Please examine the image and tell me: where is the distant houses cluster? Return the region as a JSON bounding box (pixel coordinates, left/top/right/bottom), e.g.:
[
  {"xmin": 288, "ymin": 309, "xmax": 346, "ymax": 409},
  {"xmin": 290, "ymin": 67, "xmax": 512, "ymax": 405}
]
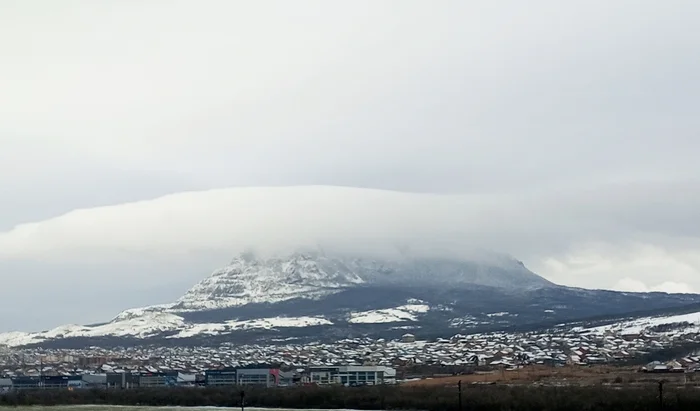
[
  {"xmin": 640, "ymin": 359, "xmax": 700, "ymax": 374},
  {"xmin": 0, "ymin": 364, "xmax": 397, "ymax": 391},
  {"xmin": 3, "ymin": 319, "xmax": 700, "ymax": 388}
]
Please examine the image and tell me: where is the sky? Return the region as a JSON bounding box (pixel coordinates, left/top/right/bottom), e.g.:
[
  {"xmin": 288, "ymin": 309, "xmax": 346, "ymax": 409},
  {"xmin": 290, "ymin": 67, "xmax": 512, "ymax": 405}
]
[{"xmin": 1, "ymin": 0, "xmax": 699, "ymax": 332}]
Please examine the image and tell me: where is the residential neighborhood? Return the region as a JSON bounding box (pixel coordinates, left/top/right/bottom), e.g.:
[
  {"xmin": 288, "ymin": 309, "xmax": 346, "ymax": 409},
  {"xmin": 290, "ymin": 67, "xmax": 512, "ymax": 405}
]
[{"xmin": 1, "ymin": 320, "xmax": 699, "ymax": 390}]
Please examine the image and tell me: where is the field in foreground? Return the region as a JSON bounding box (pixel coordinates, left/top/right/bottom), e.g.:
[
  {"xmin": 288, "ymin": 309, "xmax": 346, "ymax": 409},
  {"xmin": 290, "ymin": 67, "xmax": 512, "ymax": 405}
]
[
  {"xmin": 0, "ymin": 408, "xmax": 326, "ymax": 411},
  {"xmin": 1, "ymin": 383, "xmax": 699, "ymax": 411},
  {"xmin": 0, "ymin": 408, "xmax": 338, "ymax": 411},
  {"xmin": 404, "ymin": 364, "xmax": 691, "ymax": 387}
]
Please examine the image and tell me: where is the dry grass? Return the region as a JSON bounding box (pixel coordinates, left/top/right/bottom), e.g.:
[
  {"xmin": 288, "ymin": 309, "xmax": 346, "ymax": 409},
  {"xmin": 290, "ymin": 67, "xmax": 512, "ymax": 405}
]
[{"xmin": 403, "ymin": 365, "xmax": 692, "ymax": 387}]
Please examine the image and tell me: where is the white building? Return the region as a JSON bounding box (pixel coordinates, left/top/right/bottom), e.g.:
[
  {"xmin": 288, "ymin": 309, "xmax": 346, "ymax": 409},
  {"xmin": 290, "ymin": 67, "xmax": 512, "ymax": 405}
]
[{"xmin": 306, "ymin": 365, "xmax": 396, "ymax": 386}]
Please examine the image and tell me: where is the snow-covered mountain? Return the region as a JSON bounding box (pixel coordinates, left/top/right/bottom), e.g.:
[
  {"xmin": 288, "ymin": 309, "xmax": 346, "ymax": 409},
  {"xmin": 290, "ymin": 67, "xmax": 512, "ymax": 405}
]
[
  {"xmin": 0, "ymin": 311, "xmax": 335, "ymax": 347},
  {"xmin": 172, "ymin": 251, "xmax": 552, "ymax": 311},
  {"xmin": 2, "ymin": 251, "xmax": 700, "ymax": 348},
  {"xmin": 174, "ymin": 253, "xmax": 366, "ymax": 311}
]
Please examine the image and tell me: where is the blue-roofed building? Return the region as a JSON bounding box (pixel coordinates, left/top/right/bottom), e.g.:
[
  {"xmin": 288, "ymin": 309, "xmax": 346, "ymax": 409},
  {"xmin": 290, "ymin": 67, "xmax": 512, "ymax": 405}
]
[
  {"xmin": 204, "ymin": 364, "xmax": 282, "ymax": 387},
  {"xmin": 11, "ymin": 376, "xmax": 41, "ymax": 390},
  {"xmin": 205, "ymin": 368, "xmax": 237, "ymax": 386},
  {"xmin": 138, "ymin": 371, "xmax": 179, "ymax": 387},
  {"xmin": 0, "ymin": 378, "xmax": 12, "ymax": 392},
  {"xmin": 42, "ymin": 375, "xmax": 83, "ymax": 389}
]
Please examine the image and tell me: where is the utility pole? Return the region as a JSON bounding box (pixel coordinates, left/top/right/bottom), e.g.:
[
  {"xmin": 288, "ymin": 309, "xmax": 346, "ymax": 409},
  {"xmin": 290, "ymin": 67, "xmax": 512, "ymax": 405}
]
[
  {"xmin": 658, "ymin": 380, "xmax": 665, "ymax": 409},
  {"xmin": 240, "ymin": 390, "xmax": 245, "ymax": 411},
  {"xmin": 458, "ymin": 380, "xmax": 463, "ymax": 411}
]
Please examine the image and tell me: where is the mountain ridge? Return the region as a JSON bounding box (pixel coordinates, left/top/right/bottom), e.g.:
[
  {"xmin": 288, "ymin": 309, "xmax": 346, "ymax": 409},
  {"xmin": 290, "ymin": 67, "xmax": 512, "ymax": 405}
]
[
  {"xmin": 2, "ymin": 251, "xmax": 699, "ymax": 348},
  {"xmin": 173, "ymin": 251, "xmax": 553, "ymax": 312}
]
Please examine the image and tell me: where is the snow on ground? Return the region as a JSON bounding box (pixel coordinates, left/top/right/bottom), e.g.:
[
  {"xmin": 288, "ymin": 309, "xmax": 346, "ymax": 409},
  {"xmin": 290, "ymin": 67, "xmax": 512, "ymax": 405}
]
[
  {"xmin": 170, "ymin": 316, "xmax": 333, "ymax": 339},
  {"xmin": 0, "ymin": 312, "xmax": 186, "ymax": 347},
  {"xmin": 170, "ymin": 322, "xmax": 229, "ymax": 339},
  {"xmin": 80, "ymin": 312, "xmax": 186, "ymax": 338},
  {"xmin": 578, "ymin": 311, "xmax": 700, "ymax": 336},
  {"xmin": 41, "ymin": 324, "xmax": 91, "ymax": 339},
  {"xmin": 348, "ymin": 304, "xmax": 430, "ymax": 324},
  {"xmin": 228, "ymin": 316, "xmax": 332, "ymax": 329},
  {"xmin": 112, "ymin": 304, "xmax": 175, "ymax": 321},
  {"xmin": 0, "ymin": 312, "xmax": 333, "ymax": 346},
  {"xmin": 0, "ymin": 331, "xmax": 42, "ymax": 347},
  {"xmin": 174, "ymin": 288, "xmax": 341, "ymax": 312}
]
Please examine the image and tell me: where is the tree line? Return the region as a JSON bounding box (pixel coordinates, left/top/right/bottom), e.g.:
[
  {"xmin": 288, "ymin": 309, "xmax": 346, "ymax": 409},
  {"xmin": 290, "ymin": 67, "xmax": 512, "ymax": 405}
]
[{"xmin": 1, "ymin": 383, "xmax": 699, "ymax": 410}]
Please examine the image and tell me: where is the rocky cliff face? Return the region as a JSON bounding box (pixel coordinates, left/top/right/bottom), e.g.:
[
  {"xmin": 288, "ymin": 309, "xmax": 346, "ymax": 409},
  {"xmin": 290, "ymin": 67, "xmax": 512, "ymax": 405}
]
[
  {"xmin": 172, "ymin": 251, "xmax": 552, "ymax": 311},
  {"xmin": 173, "ymin": 253, "xmax": 367, "ymax": 311}
]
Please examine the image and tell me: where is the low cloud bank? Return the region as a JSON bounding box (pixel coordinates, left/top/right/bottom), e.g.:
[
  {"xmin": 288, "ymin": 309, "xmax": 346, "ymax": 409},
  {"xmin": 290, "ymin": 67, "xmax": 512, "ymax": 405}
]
[
  {"xmin": 0, "ymin": 183, "xmax": 699, "ymax": 331},
  {"xmin": 2, "ymin": 183, "xmax": 699, "ymax": 262}
]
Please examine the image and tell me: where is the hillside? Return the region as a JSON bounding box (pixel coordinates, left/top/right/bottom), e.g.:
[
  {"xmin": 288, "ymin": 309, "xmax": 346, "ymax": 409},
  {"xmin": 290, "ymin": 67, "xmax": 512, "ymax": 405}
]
[{"xmin": 2, "ymin": 251, "xmax": 700, "ymax": 348}]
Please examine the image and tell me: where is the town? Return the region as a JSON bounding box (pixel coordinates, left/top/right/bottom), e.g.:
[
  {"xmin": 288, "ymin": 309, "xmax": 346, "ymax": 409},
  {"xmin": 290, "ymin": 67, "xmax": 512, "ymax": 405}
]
[
  {"xmin": 2, "ymin": 318, "xmax": 700, "ymax": 391},
  {"xmin": 0, "ymin": 364, "xmax": 397, "ymax": 391}
]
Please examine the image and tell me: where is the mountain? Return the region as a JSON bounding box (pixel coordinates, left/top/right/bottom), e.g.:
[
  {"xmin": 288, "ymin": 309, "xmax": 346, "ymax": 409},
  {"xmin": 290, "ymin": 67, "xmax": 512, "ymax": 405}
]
[
  {"xmin": 174, "ymin": 251, "xmax": 552, "ymax": 311},
  {"xmin": 173, "ymin": 252, "xmax": 366, "ymax": 311},
  {"xmin": 2, "ymin": 251, "xmax": 700, "ymax": 348}
]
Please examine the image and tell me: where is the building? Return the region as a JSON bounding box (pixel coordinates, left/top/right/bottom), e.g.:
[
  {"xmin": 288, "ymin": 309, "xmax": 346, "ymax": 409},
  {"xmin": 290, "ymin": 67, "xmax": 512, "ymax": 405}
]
[
  {"xmin": 277, "ymin": 370, "xmax": 297, "ymax": 386},
  {"xmin": 10, "ymin": 376, "xmax": 41, "ymax": 390},
  {"xmin": 236, "ymin": 367, "xmax": 279, "ymax": 386},
  {"xmin": 0, "ymin": 364, "xmax": 394, "ymax": 391},
  {"xmin": 306, "ymin": 365, "xmax": 396, "ymax": 386},
  {"xmin": 106, "ymin": 372, "xmax": 140, "ymax": 389},
  {"xmin": 176, "ymin": 373, "xmax": 197, "ymax": 386},
  {"xmin": 81, "ymin": 373, "xmax": 108, "ymax": 388},
  {"xmin": 306, "ymin": 367, "xmax": 339, "ymax": 384},
  {"xmin": 0, "ymin": 378, "xmax": 12, "ymax": 392},
  {"xmin": 205, "ymin": 368, "xmax": 237, "ymax": 386},
  {"xmin": 205, "ymin": 365, "xmax": 280, "ymax": 387},
  {"xmin": 401, "ymin": 333, "xmax": 416, "ymax": 343},
  {"xmin": 641, "ymin": 361, "xmax": 685, "ymax": 373},
  {"xmin": 42, "ymin": 375, "xmax": 83, "ymax": 389},
  {"xmin": 78, "ymin": 356, "xmax": 110, "ymax": 367},
  {"xmin": 138, "ymin": 371, "xmax": 178, "ymax": 387}
]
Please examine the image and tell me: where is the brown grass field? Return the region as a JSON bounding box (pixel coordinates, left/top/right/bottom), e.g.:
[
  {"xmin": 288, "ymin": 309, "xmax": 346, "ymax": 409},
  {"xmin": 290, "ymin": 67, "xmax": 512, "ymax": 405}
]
[{"xmin": 402, "ymin": 365, "xmax": 692, "ymax": 387}]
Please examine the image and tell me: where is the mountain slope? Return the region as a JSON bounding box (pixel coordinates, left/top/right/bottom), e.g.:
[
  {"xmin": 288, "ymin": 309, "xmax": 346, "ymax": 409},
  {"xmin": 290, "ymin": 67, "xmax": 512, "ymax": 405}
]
[
  {"xmin": 174, "ymin": 252, "xmax": 366, "ymax": 311},
  {"xmin": 174, "ymin": 251, "xmax": 553, "ymax": 312},
  {"xmin": 2, "ymin": 251, "xmax": 699, "ymax": 348}
]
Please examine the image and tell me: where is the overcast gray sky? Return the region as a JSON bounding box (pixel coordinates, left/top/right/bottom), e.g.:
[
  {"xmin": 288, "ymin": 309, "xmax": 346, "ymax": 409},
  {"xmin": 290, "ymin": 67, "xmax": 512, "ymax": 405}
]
[{"xmin": 1, "ymin": 0, "xmax": 699, "ymax": 332}]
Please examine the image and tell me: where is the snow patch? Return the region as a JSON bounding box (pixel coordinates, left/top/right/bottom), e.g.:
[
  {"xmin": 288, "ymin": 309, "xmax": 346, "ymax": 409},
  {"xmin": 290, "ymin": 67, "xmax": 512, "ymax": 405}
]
[
  {"xmin": 170, "ymin": 316, "xmax": 332, "ymax": 339},
  {"xmin": 0, "ymin": 311, "xmax": 332, "ymax": 347},
  {"xmin": 112, "ymin": 304, "xmax": 174, "ymax": 321},
  {"xmin": 579, "ymin": 311, "xmax": 700, "ymax": 336},
  {"xmin": 0, "ymin": 331, "xmax": 42, "ymax": 348},
  {"xmin": 0, "ymin": 311, "xmax": 186, "ymax": 347},
  {"xmin": 349, "ymin": 304, "xmax": 430, "ymax": 324}
]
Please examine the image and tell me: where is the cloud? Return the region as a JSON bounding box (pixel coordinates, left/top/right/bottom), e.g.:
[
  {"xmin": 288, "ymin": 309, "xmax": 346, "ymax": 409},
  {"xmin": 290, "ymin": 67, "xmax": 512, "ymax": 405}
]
[
  {"xmin": 538, "ymin": 240, "xmax": 700, "ymax": 293},
  {"xmin": 2, "ymin": 183, "xmax": 700, "ymax": 287},
  {"xmin": 0, "ymin": 186, "xmax": 488, "ymax": 264},
  {"xmin": 1, "ymin": 0, "xmax": 699, "ymax": 195},
  {"xmin": 614, "ymin": 278, "xmax": 695, "ymax": 294},
  {"xmin": 1, "ymin": 1, "xmax": 699, "ymax": 330}
]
